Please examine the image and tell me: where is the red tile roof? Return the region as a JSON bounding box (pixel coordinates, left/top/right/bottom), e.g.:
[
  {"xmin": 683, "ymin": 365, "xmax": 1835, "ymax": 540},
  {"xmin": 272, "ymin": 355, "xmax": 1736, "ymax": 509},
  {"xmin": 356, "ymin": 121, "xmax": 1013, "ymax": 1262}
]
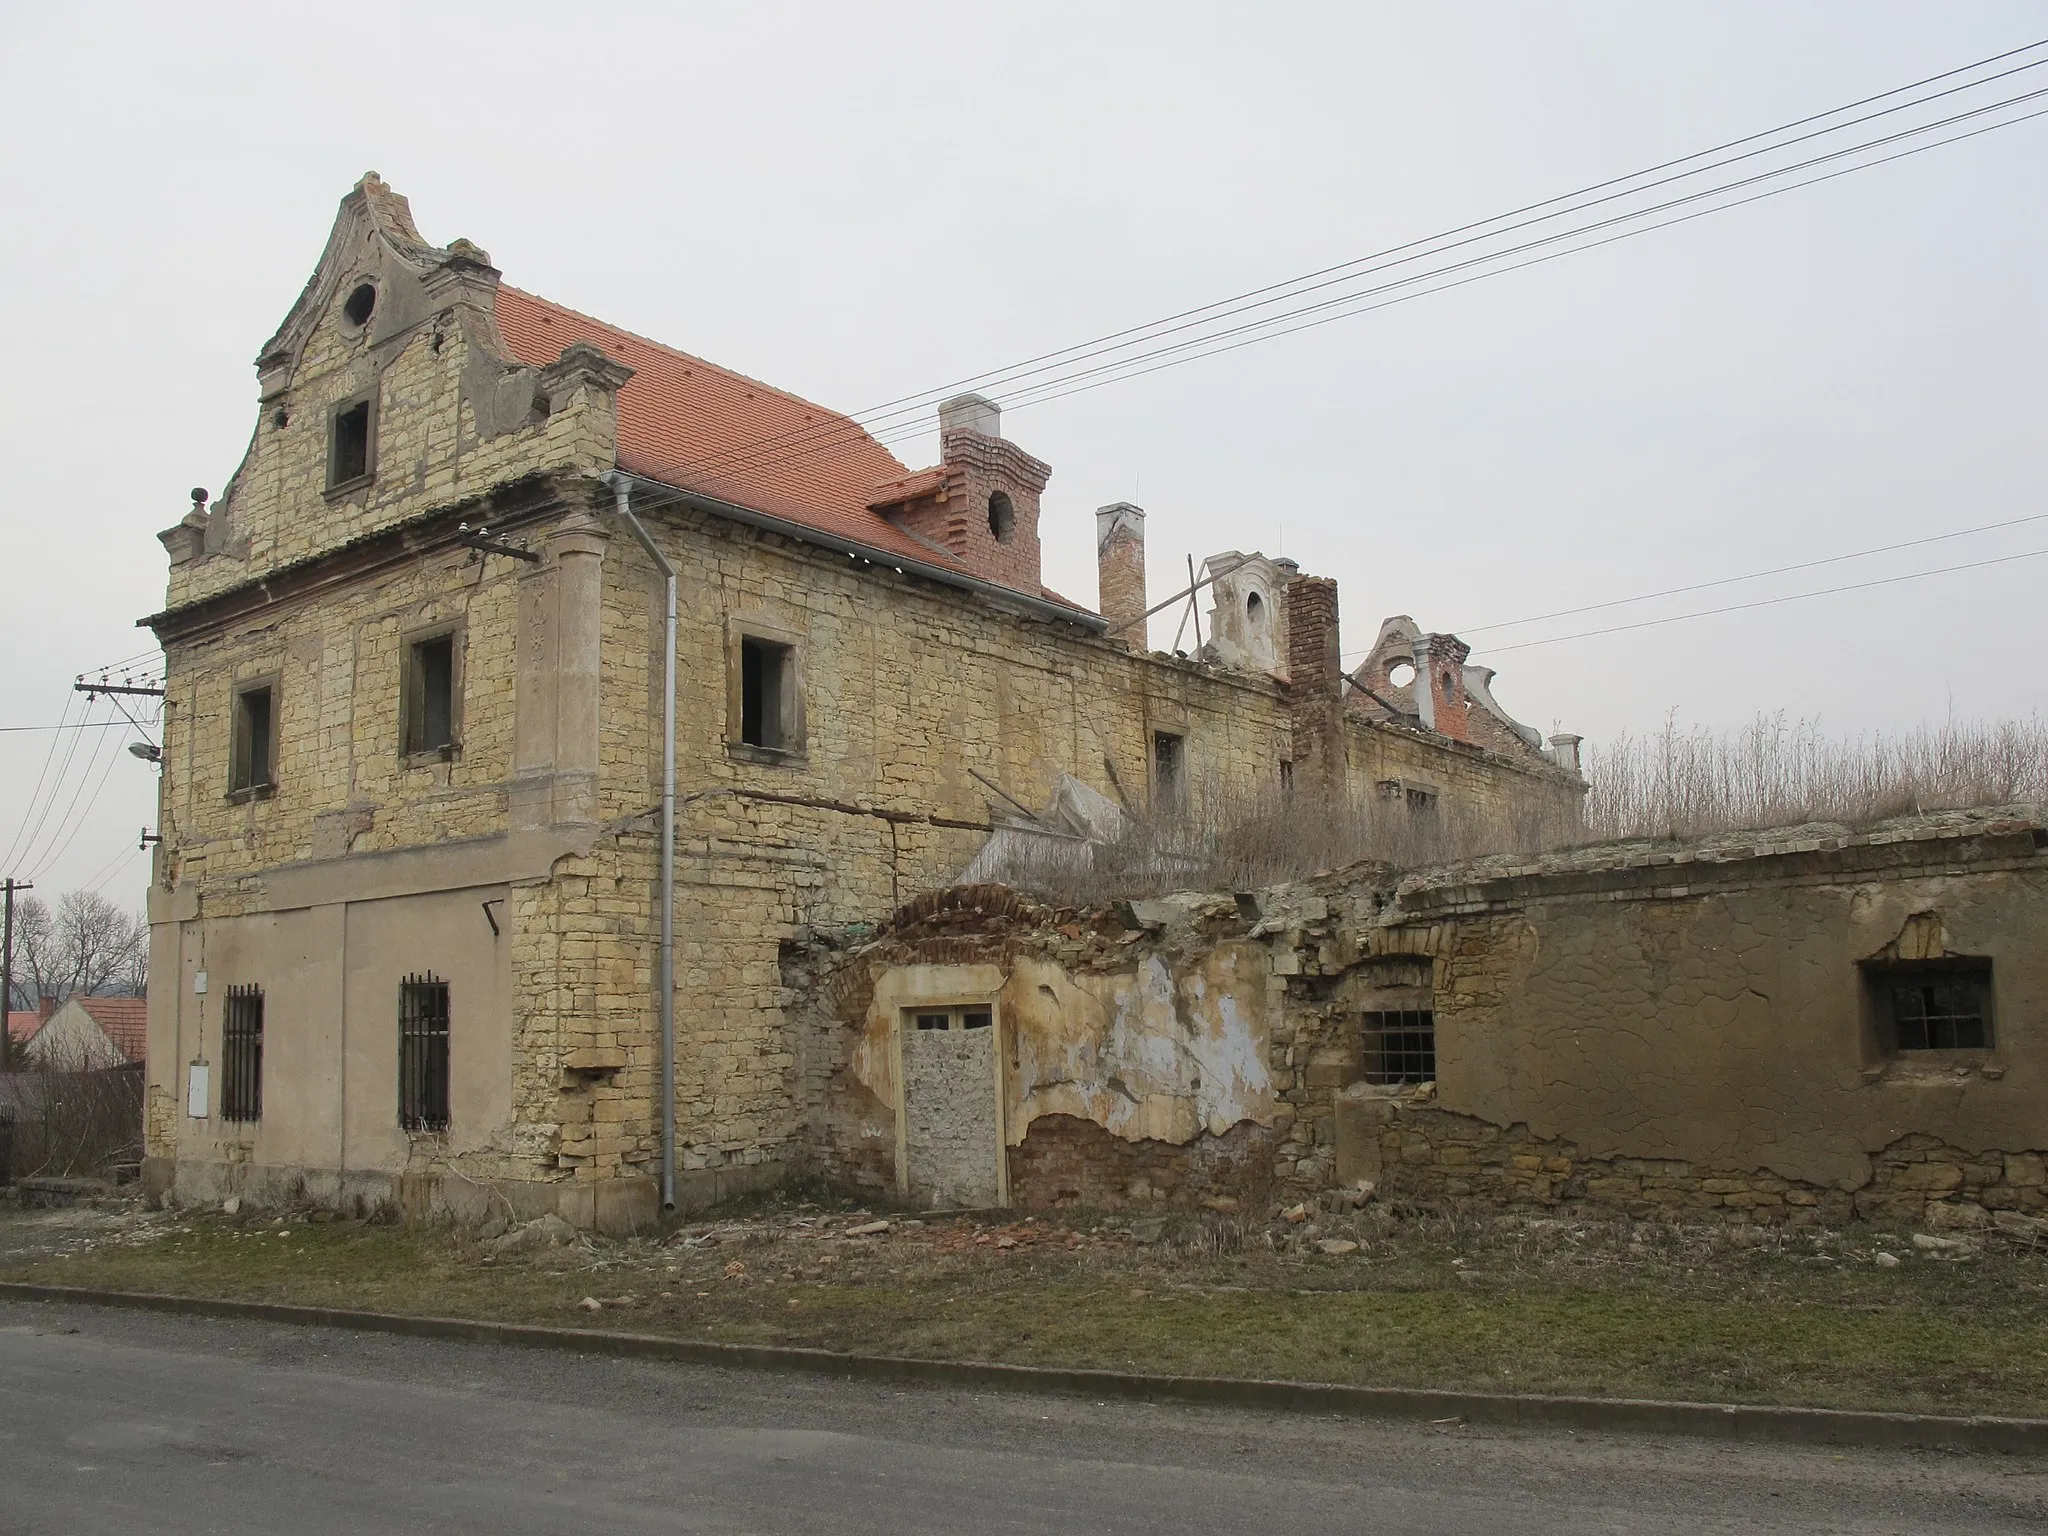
[
  {"xmin": 492, "ymin": 287, "xmax": 1098, "ymax": 619},
  {"xmin": 496, "ymin": 288, "xmax": 947, "ymax": 562},
  {"xmin": 5, "ymin": 1013, "xmax": 39, "ymax": 1048},
  {"xmin": 75, "ymin": 997, "xmax": 146, "ymax": 1064}
]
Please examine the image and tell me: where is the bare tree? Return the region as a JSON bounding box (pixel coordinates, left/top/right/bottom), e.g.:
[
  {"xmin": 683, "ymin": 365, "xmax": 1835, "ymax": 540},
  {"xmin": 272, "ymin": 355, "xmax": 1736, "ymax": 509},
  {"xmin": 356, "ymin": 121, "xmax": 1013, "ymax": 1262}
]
[
  {"xmin": 7, "ymin": 896, "xmax": 54, "ymax": 1011},
  {"xmin": 7, "ymin": 892, "xmax": 146, "ymax": 1006}
]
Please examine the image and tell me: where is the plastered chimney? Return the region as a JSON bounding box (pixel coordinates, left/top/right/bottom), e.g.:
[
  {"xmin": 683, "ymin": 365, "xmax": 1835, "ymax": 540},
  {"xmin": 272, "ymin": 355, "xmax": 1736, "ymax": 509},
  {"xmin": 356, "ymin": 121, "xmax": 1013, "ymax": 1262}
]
[
  {"xmin": 1095, "ymin": 502, "xmax": 1147, "ymax": 649},
  {"xmin": 937, "ymin": 393, "xmax": 1001, "ymax": 438}
]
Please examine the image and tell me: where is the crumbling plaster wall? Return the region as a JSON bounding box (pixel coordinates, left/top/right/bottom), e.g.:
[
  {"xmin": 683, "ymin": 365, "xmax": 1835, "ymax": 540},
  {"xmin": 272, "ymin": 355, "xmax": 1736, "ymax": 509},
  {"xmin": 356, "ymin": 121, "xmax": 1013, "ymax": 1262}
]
[
  {"xmin": 796, "ymin": 888, "xmax": 1279, "ymax": 1209},
  {"xmin": 800, "ymin": 814, "xmax": 2048, "ymax": 1226},
  {"xmin": 1275, "ymin": 815, "xmax": 2048, "ymax": 1223}
]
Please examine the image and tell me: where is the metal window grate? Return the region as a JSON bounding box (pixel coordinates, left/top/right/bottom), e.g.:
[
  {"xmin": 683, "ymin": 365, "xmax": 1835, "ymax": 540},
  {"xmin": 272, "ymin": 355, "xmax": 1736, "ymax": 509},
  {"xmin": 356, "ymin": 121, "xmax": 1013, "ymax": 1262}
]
[
  {"xmin": 222, "ymin": 985, "xmax": 264, "ymax": 1123},
  {"xmin": 1890, "ymin": 972, "xmax": 1992, "ymax": 1051},
  {"xmin": 1362, "ymin": 1008, "xmax": 1435, "ymax": 1084},
  {"xmin": 399, "ymin": 974, "xmax": 450, "ymax": 1132}
]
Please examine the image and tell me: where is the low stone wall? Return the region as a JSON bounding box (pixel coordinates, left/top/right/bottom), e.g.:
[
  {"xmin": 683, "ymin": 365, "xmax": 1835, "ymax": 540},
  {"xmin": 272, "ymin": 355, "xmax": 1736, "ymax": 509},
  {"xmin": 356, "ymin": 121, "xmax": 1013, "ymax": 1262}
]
[{"xmin": 1333, "ymin": 1097, "xmax": 2048, "ymax": 1230}]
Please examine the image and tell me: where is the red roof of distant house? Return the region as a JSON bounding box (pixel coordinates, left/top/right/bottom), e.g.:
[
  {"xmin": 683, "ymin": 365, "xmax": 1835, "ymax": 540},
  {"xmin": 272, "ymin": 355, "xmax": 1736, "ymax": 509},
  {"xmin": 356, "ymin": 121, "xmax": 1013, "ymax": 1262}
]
[
  {"xmin": 75, "ymin": 997, "xmax": 146, "ymax": 1064},
  {"xmin": 5, "ymin": 1013, "xmax": 38, "ymax": 1048},
  {"xmin": 492, "ymin": 286, "xmax": 1097, "ymax": 618}
]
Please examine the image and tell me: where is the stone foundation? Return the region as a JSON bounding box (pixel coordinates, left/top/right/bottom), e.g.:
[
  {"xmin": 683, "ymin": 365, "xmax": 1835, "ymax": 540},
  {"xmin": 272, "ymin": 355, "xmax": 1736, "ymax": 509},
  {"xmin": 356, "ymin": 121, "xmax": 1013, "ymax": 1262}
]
[
  {"xmin": 1331, "ymin": 1098, "xmax": 2048, "ymax": 1229},
  {"xmin": 144, "ymin": 1155, "xmax": 664, "ymax": 1235}
]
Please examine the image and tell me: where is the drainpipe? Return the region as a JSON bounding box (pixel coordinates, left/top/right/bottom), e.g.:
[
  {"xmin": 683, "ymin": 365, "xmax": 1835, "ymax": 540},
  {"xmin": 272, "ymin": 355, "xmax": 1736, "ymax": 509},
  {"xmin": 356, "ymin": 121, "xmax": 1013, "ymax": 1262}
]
[{"xmin": 607, "ymin": 474, "xmax": 678, "ymax": 1214}]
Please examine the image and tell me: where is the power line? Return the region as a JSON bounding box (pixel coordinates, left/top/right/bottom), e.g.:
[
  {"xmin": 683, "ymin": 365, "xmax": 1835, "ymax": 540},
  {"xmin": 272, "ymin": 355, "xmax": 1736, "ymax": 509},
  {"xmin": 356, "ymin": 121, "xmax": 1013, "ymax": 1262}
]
[
  {"xmin": 21, "ymin": 707, "xmax": 130, "ymax": 882},
  {"xmin": 895, "ymin": 92, "xmax": 2048, "ymax": 430},
  {"xmin": 1, "ymin": 692, "xmax": 94, "ymax": 876},
  {"xmin": 1333, "ymin": 510, "xmax": 2048, "ymax": 656},
  {"xmin": 0, "ymin": 720, "xmax": 131, "ymax": 734},
  {"xmin": 622, "ymin": 83, "xmax": 2048, "ymax": 515},
  {"xmin": 643, "ymin": 42, "xmax": 2048, "ymax": 492},
  {"xmin": 1482, "ymin": 547, "xmax": 2048, "ymax": 654}
]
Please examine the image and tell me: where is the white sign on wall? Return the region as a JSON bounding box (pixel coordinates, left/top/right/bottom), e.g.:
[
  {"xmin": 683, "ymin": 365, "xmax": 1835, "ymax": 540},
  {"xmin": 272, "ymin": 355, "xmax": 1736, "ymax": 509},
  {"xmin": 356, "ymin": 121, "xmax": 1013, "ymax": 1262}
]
[{"xmin": 187, "ymin": 1062, "xmax": 210, "ymax": 1118}]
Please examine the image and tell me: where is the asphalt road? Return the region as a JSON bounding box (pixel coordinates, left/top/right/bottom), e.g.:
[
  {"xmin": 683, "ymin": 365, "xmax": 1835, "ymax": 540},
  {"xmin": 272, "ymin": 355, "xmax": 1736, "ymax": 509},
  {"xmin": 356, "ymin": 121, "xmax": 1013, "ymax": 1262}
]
[{"xmin": 0, "ymin": 1301, "xmax": 2041, "ymax": 1534}]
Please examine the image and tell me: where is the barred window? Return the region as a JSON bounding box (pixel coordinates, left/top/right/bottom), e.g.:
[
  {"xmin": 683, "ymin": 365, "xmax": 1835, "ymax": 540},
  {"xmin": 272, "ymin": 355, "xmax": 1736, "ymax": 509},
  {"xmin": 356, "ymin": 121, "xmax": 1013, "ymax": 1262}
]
[
  {"xmin": 222, "ymin": 985, "xmax": 264, "ymax": 1123},
  {"xmin": 1362, "ymin": 1008, "xmax": 1435, "ymax": 1084},
  {"xmin": 1872, "ymin": 961, "xmax": 1993, "ymax": 1052},
  {"xmin": 399, "ymin": 974, "xmax": 450, "ymax": 1132}
]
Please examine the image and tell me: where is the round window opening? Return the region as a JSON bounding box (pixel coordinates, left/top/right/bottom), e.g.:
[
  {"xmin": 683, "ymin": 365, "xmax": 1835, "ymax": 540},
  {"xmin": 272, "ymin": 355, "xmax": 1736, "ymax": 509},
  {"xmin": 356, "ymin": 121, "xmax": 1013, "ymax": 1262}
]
[
  {"xmin": 987, "ymin": 491, "xmax": 1016, "ymax": 544},
  {"xmin": 342, "ymin": 283, "xmax": 378, "ymax": 327},
  {"xmin": 1246, "ymin": 590, "xmax": 1265, "ymax": 625},
  {"xmin": 1387, "ymin": 660, "xmax": 1417, "ymax": 688}
]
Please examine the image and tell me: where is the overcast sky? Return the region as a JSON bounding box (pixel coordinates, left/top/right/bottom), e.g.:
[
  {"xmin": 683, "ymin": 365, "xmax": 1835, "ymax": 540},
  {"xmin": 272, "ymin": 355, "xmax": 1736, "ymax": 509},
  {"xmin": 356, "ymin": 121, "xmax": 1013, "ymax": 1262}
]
[{"xmin": 2, "ymin": 1, "xmax": 2044, "ymax": 906}]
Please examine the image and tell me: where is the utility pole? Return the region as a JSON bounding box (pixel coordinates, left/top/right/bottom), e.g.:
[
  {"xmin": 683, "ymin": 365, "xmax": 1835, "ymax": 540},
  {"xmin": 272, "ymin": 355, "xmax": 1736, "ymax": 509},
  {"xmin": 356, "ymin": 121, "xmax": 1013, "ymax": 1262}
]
[{"xmin": 0, "ymin": 879, "xmax": 30, "ymax": 1074}]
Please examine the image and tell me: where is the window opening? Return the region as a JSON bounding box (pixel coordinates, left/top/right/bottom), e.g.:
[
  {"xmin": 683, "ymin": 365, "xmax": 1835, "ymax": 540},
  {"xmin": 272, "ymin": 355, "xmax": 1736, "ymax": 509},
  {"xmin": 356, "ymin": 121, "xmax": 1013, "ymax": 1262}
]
[
  {"xmin": 1153, "ymin": 731, "xmax": 1184, "ymax": 806},
  {"xmin": 987, "ymin": 491, "xmax": 1016, "ymax": 544},
  {"xmin": 1246, "ymin": 590, "xmax": 1264, "ymax": 624},
  {"xmin": 1362, "ymin": 1008, "xmax": 1435, "ymax": 1084},
  {"xmin": 399, "ymin": 974, "xmax": 451, "ymax": 1132},
  {"xmin": 908, "ymin": 1006, "xmax": 995, "ymax": 1032},
  {"xmin": 231, "ymin": 684, "xmax": 275, "ymax": 794},
  {"xmin": 404, "ymin": 632, "xmax": 457, "ymax": 756},
  {"xmin": 222, "ymin": 985, "xmax": 264, "ymax": 1123},
  {"xmin": 740, "ymin": 636, "xmax": 793, "ymax": 750},
  {"xmin": 1873, "ymin": 961, "xmax": 1992, "ymax": 1051},
  {"xmin": 342, "ymin": 282, "xmax": 377, "ymax": 327},
  {"xmin": 1405, "ymin": 785, "xmax": 1438, "ymax": 814},
  {"xmin": 330, "ymin": 398, "xmax": 372, "ymax": 486}
]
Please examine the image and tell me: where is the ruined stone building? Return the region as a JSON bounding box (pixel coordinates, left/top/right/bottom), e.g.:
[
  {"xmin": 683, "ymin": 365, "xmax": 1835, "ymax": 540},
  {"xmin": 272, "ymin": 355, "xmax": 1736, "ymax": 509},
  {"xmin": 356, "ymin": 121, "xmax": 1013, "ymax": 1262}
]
[
  {"xmin": 807, "ymin": 809, "xmax": 2048, "ymax": 1229},
  {"xmin": 141, "ymin": 176, "xmax": 1582, "ymax": 1226}
]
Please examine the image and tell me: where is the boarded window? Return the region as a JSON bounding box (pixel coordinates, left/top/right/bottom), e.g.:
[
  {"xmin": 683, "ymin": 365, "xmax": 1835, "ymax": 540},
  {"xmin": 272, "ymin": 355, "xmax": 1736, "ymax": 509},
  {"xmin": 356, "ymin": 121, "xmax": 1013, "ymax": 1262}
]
[
  {"xmin": 1873, "ymin": 961, "xmax": 1993, "ymax": 1052},
  {"xmin": 1362, "ymin": 1008, "xmax": 1435, "ymax": 1084},
  {"xmin": 740, "ymin": 636, "xmax": 794, "ymax": 750},
  {"xmin": 329, "ymin": 397, "xmax": 373, "ymax": 487},
  {"xmin": 222, "ymin": 985, "xmax": 264, "ymax": 1123},
  {"xmin": 230, "ymin": 683, "xmax": 275, "ymax": 794},
  {"xmin": 403, "ymin": 632, "xmax": 458, "ymax": 756},
  {"xmin": 399, "ymin": 974, "xmax": 451, "ymax": 1132}
]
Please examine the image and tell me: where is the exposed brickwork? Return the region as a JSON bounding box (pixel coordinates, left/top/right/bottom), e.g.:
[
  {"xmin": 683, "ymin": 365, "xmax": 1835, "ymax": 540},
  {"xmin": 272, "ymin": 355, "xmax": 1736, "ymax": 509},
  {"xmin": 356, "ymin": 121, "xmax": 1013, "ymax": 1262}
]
[
  {"xmin": 1010, "ymin": 1114, "xmax": 1275, "ymax": 1210},
  {"xmin": 1094, "ymin": 503, "xmax": 1147, "ymax": 649},
  {"xmin": 1282, "ymin": 576, "xmax": 1343, "ymax": 792},
  {"xmin": 877, "ymin": 428, "xmax": 1051, "ymax": 595}
]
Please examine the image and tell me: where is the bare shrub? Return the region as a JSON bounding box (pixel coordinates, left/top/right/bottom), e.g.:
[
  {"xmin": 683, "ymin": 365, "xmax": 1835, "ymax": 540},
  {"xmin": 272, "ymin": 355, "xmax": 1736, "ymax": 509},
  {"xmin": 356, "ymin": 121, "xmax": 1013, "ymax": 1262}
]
[
  {"xmin": 973, "ymin": 713, "xmax": 2045, "ymax": 904},
  {"xmin": 1584, "ymin": 712, "xmax": 2048, "ymax": 840},
  {"xmin": 0, "ymin": 1060, "xmax": 143, "ymax": 1181}
]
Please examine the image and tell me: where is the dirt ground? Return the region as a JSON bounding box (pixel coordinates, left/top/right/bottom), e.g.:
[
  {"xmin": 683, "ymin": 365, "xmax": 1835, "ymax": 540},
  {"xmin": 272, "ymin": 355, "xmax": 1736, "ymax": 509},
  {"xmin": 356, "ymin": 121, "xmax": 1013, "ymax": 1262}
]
[{"xmin": 4, "ymin": 1190, "xmax": 2047, "ymax": 1416}]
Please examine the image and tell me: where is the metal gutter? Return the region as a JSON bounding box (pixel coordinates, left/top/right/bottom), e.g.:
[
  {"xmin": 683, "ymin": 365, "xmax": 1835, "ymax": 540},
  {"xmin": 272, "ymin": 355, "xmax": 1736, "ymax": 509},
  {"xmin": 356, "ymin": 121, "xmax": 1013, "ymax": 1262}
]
[{"xmin": 604, "ymin": 474, "xmax": 678, "ymax": 1214}]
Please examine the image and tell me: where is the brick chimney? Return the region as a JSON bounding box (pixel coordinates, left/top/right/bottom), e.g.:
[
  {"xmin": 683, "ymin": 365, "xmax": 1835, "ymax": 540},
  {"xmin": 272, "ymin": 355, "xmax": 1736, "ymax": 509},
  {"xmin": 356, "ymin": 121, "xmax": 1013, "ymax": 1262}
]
[
  {"xmin": 870, "ymin": 394, "xmax": 1051, "ymax": 596},
  {"xmin": 37, "ymin": 996, "xmax": 56, "ymax": 1022},
  {"xmin": 1095, "ymin": 503, "xmax": 1146, "ymax": 648},
  {"xmin": 1415, "ymin": 633, "xmax": 1473, "ymax": 743},
  {"xmin": 1283, "ymin": 575, "xmax": 1345, "ymax": 794}
]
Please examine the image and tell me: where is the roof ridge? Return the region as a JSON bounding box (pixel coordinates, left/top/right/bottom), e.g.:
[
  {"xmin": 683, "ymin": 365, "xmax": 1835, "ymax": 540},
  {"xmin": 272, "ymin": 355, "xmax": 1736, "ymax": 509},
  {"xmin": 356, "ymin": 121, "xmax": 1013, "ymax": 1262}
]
[{"xmin": 500, "ymin": 285, "xmax": 875, "ymax": 433}]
